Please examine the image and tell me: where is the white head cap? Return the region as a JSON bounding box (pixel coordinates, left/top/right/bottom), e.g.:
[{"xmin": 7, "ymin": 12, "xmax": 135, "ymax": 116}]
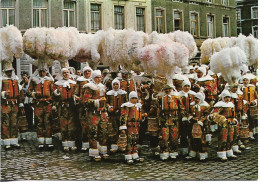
[
  {"xmin": 242, "ymin": 74, "xmax": 250, "ymax": 81},
  {"xmin": 129, "ymin": 91, "xmax": 138, "ymax": 100},
  {"xmin": 112, "ymin": 79, "xmax": 120, "ymax": 88},
  {"xmin": 83, "ymin": 66, "xmax": 93, "ymax": 73},
  {"xmin": 61, "ymin": 68, "xmax": 69, "ymax": 74},
  {"xmin": 91, "ymin": 70, "xmax": 102, "ymax": 79},
  {"xmin": 197, "ymin": 67, "xmax": 207, "ymax": 77},
  {"xmin": 182, "ymin": 79, "xmax": 191, "ymax": 88},
  {"xmin": 195, "ymin": 92, "xmax": 205, "ymax": 103},
  {"xmin": 221, "ymin": 90, "xmax": 231, "ymax": 101}
]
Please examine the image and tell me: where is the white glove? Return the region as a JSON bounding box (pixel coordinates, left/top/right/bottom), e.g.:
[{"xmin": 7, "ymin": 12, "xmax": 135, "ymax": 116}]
[
  {"xmin": 182, "ymin": 117, "xmax": 188, "ymax": 121},
  {"xmin": 31, "ymin": 92, "xmax": 36, "ymax": 99},
  {"xmin": 1, "ymin": 91, "xmax": 6, "ymax": 99},
  {"xmin": 197, "ymin": 120, "xmax": 203, "ymax": 126},
  {"xmin": 119, "ymin": 126, "xmax": 127, "ymax": 130},
  {"xmin": 19, "ymin": 103, "xmax": 24, "ymax": 108}
]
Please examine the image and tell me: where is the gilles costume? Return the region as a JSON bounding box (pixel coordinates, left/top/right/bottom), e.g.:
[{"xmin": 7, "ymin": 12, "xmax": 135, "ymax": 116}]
[
  {"xmin": 1, "ymin": 62, "xmax": 24, "ymax": 149},
  {"xmin": 212, "ymin": 90, "xmax": 238, "ymax": 161},
  {"xmin": 120, "ymin": 91, "xmax": 144, "ymax": 164},
  {"xmin": 27, "ymin": 65, "xmax": 55, "ymax": 149},
  {"xmin": 82, "ymin": 70, "xmax": 109, "ymax": 161},
  {"xmin": 188, "ymin": 92, "xmax": 210, "ymax": 161},
  {"xmin": 240, "ymin": 75, "xmax": 258, "ymax": 140},
  {"xmin": 179, "ymin": 79, "xmax": 196, "ymax": 156},
  {"xmin": 106, "ymin": 79, "xmax": 127, "ymax": 152},
  {"xmin": 54, "ymin": 68, "xmax": 78, "ymax": 151},
  {"xmin": 75, "ymin": 66, "xmax": 92, "ymax": 151},
  {"xmin": 158, "ymin": 85, "xmax": 184, "ymax": 160}
]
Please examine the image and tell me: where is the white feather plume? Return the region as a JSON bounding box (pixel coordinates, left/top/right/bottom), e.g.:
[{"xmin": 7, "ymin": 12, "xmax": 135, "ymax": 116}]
[
  {"xmin": 0, "ymin": 25, "xmax": 23, "ymax": 61},
  {"xmin": 210, "ymin": 47, "xmax": 247, "ymax": 84}
]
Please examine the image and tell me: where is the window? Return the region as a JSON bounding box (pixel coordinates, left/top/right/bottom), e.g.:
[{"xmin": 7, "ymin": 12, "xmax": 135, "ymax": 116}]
[
  {"xmin": 33, "ymin": 0, "xmax": 48, "ymax": 28},
  {"xmin": 136, "ymin": 7, "xmax": 145, "ymax": 32},
  {"xmin": 251, "ymin": 6, "xmax": 258, "ymax": 19},
  {"xmin": 222, "ymin": 0, "xmax": 228, "ymax": 6},
  {"xmin": 207, "ymin": 15, "xmax": 214, "ymax": 38},
  {"xmin": 236, "ymin": 9, "xmax": 241, "ymax": 21},
  {"xmin": 223, "ymin": 17, "xmax": 229, "ymax": 37},
  {"xmin": 0, "ymin": 0, "xmax": 15, "ymax": 27},
  {"xmin": 91, "ymin": 4, "xmax": 101, "ymax": 32},
  {"xmin": 190, "ymin": 12, "xmax": 199, "ymax": 37},
  {"xmin": 237, "ymin": 27, "xmax": 242, "ymax": 35},
  {"xmin": 207, "ymin": 0, "xmax": 213, "ymax": 3},
  {"xmin": 63, "ymin": 0, "xmax": 76, "ymax": 27},
  {"xmin": 114, "ymin": 6, "xmax": 124, "ymax": 30},
  {"xmin": 252, "ymin": 26, "xmax": 258, "ymax": 38},
  {"xmin": 173, "ymin": 10, "xmax": 183, "ymax": 31},
  {"xmin": 155, "ymin": 9, "xmax": 165, "ymax": 33}
]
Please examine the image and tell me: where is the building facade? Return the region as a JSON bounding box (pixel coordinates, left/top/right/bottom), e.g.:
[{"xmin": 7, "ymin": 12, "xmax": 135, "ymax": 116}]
[
  {"xmin": 236, "ymin": 0, "xmax": 258, "ymax": 38},
  {"xmin": 151, "ymin": 0, "xmax": 237, "ymax": 49},
  {"xmin": 0, "ymin": 0, "xmax": 152, "ymax": 77}
]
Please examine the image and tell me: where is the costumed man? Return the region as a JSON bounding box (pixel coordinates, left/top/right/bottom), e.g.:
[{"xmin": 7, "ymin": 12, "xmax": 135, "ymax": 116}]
[
  {"xmin": 19, "ymin": 71, "xmax": 32, "ymax": 140},
  {"xmin": 179, "ymin": 79, "xmax": 196, "ymax": 156},
  {"xmin": 103, "ymin": 71, "xmax": 118, "ymax": 92},
  {"xmin": 1, "ymin": 61, "xmax": 24, "ymax": 149},
  {"xmin": 240, "ymin": 75, "xmax": 258, "ymax": 140},
  {"xmin": 186, "ymin": 92, "xmax": 210, "ymax": 161},
  {"xmin": 119, "ymin": 91, "xmax": 145, "ymax": 164},
  {"xmin": 138, "ymin": 74, "xmax": 157, "ymax": 152},
  {"xmin": 211, "ymin": 90, "xmax": 238, "ymax": 161},
  {"xmin": 82, "ymin": 70, "xmax": 109, "ymax": 161},
  {"xmin": 117, "ymin": 69, "xmax": 135, "ymax": 98},
  {"xmin": 75, "ymin": 66, "xmax": 92, "ymax": 152},
  {"xmin": 229, "ymin": 83, "xmax": 245, "ymax": 152},
  {"xmin": 158, "ymin": 84, "xmax": 184, "ymax": 161},
  {"xmin": 27, "ymin": 63, "xmax": 55, "ymax": 150},
  {"xmin": 193, "ymin": 66, "xmax": 217, "ymax": 133},
  {"xmin": 53, "ymin": 68, "xmax": 78, "ymax": 151},
  {"xmin": 193, "ymin": 66, "xmax": 217, "ymax": 106},
  {"xmin": 106, "ymin": 79, "xmax": 127, "ymax": 153}
]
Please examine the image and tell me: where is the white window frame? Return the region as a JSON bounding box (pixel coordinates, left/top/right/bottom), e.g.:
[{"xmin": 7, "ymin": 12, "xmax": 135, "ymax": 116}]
[
  {"xmin": 190, "ymin": 11, "xmax": 200, "ymax": 37},
  {"xmin": 90, "ymin": 3, "xmax": 102, "ymax": 32},
  {"xmin": 114, "ymin": 5, "xmax": 124, "ymax": 30},
  {"xmin": 252, "ymin": 26, "xmax": 258, "ymax": 38},
  {"xmin": 251, "ymin": 6, "xmax": 258, "ymax": 19},
  {"xmin": 222, "ymin": 16, "xmax": 230, "ymax": 37},
  {"xmin": 0, "ymin": 0, "xmax": 16, "ymax": 27},
  {"xmin": 136, "ymin": 7, "xmax": 146, "ymax": 32},
  {"xmin": 222, "ymin": 0, "xmax": 228, "ymax": 6},
  {"xmin": 173, "ymin": 9, "xmax": 184, "ymax": 31},
  {"xmin": 63, "ymin": 0, "xmax": 76, "ymax": 27},
  {"xmin": 155, "ymin": 7, "xmax": 166, "ymax": 33},
  {"xmin": 237, "ymin": 27, "xmax": 242, "ymax": 35},
  {"xmin": 207, "ymin": 14, "xmax": 215, "ymax": 38},
  {"xmin": 32, "ymin": 0, "xmax": 48, "ymax": 28},
  {"xmin": 236, "ymin": 8, "xmax": 241, "ymax": 21}
]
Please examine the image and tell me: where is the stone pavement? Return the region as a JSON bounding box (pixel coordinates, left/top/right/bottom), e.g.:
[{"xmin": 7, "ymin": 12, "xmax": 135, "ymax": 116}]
[{"xmin": 1, "ymin": 133, "xmax": 258, "ymax": 181}]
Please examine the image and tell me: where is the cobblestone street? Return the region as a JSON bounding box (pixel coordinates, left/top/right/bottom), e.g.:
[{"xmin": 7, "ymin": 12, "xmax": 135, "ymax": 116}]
[{"xmin": 1, "ymin": 133, "xmax": 258, "ymax": 181}]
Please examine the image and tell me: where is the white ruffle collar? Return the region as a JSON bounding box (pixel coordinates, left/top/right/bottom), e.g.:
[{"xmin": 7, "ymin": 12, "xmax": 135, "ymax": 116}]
[
  {"xmin": 77, "ymin": 76, "xmax": 91, "ymax": 82},
  {"xmin": 196, "ymin": 75, "xmax": 214, "ymax": 82},
  {"xmin": 179, "ymin": 90, "xmax": 196, "ymax": 97},
  {"xmin": 214, "ymin": 101, "xmax": 234, "ymax": 108},
  {"xmin": 55, "ymin": 79, "xmax": 76, "ymax": 88},
  {"xmin": 106, "ymin": 89, "xmax": 127, "ymax": 96},
  {"xmin": 121, "ymin": 102, "xmax": 142, "ymax": 109},
  {"xmin": 32, "ymin": 76, "xmax": 54, "ymax": 84}
]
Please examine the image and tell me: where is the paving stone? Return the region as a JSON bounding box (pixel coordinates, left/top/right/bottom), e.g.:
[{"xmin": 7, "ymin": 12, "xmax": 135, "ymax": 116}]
[{"xmin": 1, "ymin": 132, "xmax": 258, "ymax": 180}]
